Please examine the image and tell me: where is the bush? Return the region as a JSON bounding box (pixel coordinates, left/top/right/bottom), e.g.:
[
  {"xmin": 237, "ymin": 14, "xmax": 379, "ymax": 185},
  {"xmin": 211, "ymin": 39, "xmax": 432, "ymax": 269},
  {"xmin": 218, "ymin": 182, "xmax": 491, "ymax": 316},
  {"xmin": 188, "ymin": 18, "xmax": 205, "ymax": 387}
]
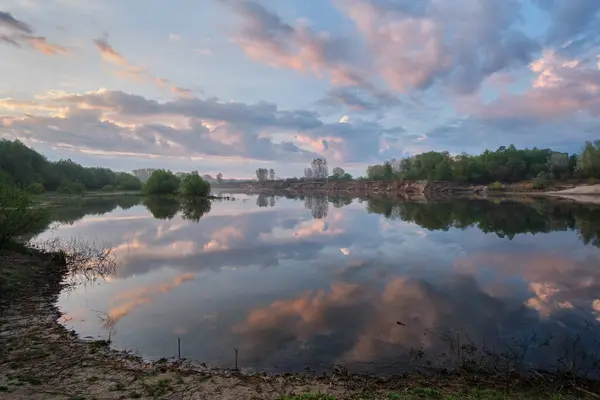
[
  {"xmin": 0, "ymin": 185, "xmax": 50, "ymax": 246},
  {"xmin": 102, "ymin": 185, "xmax": 115, "ymax": 192},
  {"xmin": 532, "ymin": 173, "xmax": 550, "ymax": 190},
  {"xmin": 180, "ymin": 171, "xmax": 210, "ymax": 197},
  {"xmin": 26, "ymin": 183, "xmax": 45, "ymax": 194},
  {"xmin": 144, "ymin": 170, "xmax": 180, "ymax": 195},
  {"xmin": 588, "ymin": 177, "xmax": 598, "ymax": 185},
  {"xmin": 57, "ymin": 180, "xmax": 85, "ymax": 195},
  {"xmin": 487, "ymin": 181, "xmax": 504, "ymax": 191}
]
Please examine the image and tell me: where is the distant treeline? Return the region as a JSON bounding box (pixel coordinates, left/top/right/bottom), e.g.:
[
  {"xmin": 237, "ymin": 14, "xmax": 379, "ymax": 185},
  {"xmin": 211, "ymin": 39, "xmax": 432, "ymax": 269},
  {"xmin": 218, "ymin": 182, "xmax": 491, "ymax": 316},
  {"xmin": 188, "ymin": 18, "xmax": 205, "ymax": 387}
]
[
  {"xmin": 0, "ymin": 140, "xmax": 142, "ymax": 194},
  {"xmin": 366, "ymin": 141, "xmax": 600, "ymax": 187}
]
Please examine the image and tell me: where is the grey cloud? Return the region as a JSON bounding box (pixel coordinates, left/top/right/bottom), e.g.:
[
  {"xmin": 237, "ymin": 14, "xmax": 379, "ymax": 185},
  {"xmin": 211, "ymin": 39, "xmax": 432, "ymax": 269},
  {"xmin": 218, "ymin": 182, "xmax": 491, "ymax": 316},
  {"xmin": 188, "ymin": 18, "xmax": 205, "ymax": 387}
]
[
  {"xmin": 57, "ymin": 90, "xmax": 323, "ymax": 130},
  {"xmin": 0, "ymin": 10, "xmax": 67, "ymax": 55},
  {"xmin": 345, "ymin": 0, "xmax": 540, "ymax": 94},
  {"xmin": 1, "ymin": 106, "xmax": 321, "ymax": 163},
  {"xmin": 0, "ymin": 10, "xmax": 32, "ymax": 33},
  {"xmin": 321, "ymin": 87, "xmax": 400, "ymax": 114},
  {"xmin": 534, "ymin": 0, "xmax": 600, "ymax": 48}
]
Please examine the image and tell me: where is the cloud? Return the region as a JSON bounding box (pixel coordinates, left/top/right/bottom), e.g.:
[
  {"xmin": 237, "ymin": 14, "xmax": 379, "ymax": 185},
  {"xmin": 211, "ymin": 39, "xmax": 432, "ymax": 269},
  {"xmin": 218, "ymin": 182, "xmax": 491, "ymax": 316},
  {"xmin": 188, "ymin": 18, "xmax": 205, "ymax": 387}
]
[
  {"xmin": 93, "ymin": 37, "xmax": 194, "ymax": 98},
  {"xmin": 463, "ymin": 50, "xmax": 600, "ymax": 120},
  {"xmin": 232, "ymin": 274, "xmax": 580, "ymax": 368},
  {"xmin": 224, "ymin": 0, "xmax": 397, "ymax": 112},
  {"xmin": 338, "ymin": 0, "xmax": 540, "ymax": 95},
  {"xmin": 454, "ymin": 251, "xmax": 600, "ymax": 320},
  {"xmin": 0, "ymin": 10, "xmax": 68, "ymax": 55},
  {"xmin": 106, "ymin": 272, "xmax": 197, "ymax": 325},
  {"xmin": 1, "ymin": 88, "xmax": 416, "ymax": 164},
  {"xmin": 0, "ymin": 11, "xmax": 32, "ymax": 33}
]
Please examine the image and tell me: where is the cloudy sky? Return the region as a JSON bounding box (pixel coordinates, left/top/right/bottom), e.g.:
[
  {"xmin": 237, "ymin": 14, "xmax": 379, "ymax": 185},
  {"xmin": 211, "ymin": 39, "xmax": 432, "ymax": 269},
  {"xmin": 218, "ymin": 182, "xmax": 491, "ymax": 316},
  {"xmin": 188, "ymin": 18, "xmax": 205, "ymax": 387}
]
[{"xmin": 1, "ymin": 0, "xmax": 599, "ymax": 178}]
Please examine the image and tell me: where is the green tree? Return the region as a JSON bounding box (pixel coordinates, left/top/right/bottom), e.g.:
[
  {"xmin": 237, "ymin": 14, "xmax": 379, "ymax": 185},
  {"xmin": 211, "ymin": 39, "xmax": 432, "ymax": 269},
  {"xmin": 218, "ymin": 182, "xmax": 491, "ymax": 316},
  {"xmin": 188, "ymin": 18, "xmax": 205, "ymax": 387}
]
[
  {"xmin": 0, "ymin": 185, "xmax": 50, "ymax": 246},
  {"xmin": 180, "ymin": 171, "xmax": 210, "ymax": 197},
  {"xmin": 26, "ymin": 183, "xmax": 45, "ymax": 194},
  {"xmin": 144, "ymin": 170, "xmax": 181, "ymax": 195},
  {"xmin": 576, "ymin": 141, "xmax": 600, "ymax": 178},
  {"xmin": 57, "ymin": 180, "xmax": 85, "ymax": 195},
  {"xmin": 115, "ymin": 172, "xmax": 142, "ymax": 191}
]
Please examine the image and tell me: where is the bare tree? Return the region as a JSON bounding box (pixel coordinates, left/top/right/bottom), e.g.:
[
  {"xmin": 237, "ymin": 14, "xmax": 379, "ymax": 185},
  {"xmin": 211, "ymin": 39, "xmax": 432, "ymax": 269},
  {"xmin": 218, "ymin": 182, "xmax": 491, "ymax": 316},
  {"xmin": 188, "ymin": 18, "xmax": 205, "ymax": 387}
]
[
  {"xmin": 255, "ymin": 168, "xmax": 268, "ymax": 181},
  {"xmin": 216, "ymin": 173, "xmax": 223, "ymax": 183},
  {"xmin": 269, "ymin": 168, "xmax": 275, "ymax": 181},
  {"xmin": 304, "ymin": 168, "xmax": 314, "ymax": 179},
  {"xmin": 311, "ymin": 158, "xmax": 328, "ymax": 179}
]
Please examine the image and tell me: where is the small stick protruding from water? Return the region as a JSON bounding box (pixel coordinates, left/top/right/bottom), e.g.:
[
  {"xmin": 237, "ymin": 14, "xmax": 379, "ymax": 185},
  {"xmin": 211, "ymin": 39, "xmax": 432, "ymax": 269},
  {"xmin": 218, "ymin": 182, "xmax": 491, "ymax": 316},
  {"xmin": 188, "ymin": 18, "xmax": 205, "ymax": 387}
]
[
  {"xmin": 234, "ymin": 347, "xmax": 239, "ymax": 370},
  {"xmin": 178, "ymin": 337, "xmax": 181, "ymax": 360}
]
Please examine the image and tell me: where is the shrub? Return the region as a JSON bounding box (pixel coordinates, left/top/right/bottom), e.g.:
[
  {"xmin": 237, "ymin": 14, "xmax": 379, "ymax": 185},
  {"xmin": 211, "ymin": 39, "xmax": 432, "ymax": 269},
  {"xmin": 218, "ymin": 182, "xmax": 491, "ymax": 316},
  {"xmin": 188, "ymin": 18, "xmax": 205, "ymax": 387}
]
[
  {"xmin": 57, "ymin": 180, "xmax": 85, "ymax": 195},
  {"xmin": 26, "ymin": 182, "xmax": 45, "ymax": 194},
  {"xmin": 532, "ymin": 173, "xmax": 550, "ymax": 190},
  {"xmin": 588, "ymin": 177, "xmax": 598, "ymax": 185},
  {"xmin": 180, "ymin": 171, "xmax": 210, "ymax": 198},
  {"xmin": 102, "ymin": 185, "xmax": 115, "ymax": 192},
  {"xmin": 488, "ymin": 181, "xmax": 504, "ymax": 191},
  {"xmin": 0, "ymin": 185, "xmax": 50, "ymax": 246},
  {"xmin": 144, "ymin": 170, "xmax": 180, "ymax": 195}
]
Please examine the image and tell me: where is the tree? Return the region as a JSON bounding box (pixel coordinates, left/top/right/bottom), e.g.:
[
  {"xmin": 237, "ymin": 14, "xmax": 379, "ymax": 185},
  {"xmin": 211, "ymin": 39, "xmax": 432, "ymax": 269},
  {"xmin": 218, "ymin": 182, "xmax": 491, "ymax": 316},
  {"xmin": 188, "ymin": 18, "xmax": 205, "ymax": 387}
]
[
  {"xmin": 26, "ymin": 183, "xmax": 45, "ymax": 194},
  {"xmin": 304, "ymin": 168, "xmax": 314, "ymax": 179},
  {"xmin": 0, "ymin": 185, "xmax": 50, "ymax": 246},
  {"xmin": 57, "ymin": 180, "xmax": 85, "ymax": 195},
  {"xmin": 576, "ymin": 141, "xmax": 600, "ymax": 178},
  {"xmin": 256, "ymin": 168, "xmax": 268, "ymax": 181},
  {"xmin": 311, "ymin": 158, "xmax": 328, "ymax": 179},
  {"xmin": 332, "ymin": 167, "xmax": 345, "ymax": 178},
  {"xmin": 144, "ymin": 170, "xmax": 180, "ymax": 195},
  {"xmin": 216, "ymin": 173, "xmax": 223, "ymax": 184},
  {"xmin": 269, "ymin": 168, "xmax": 275, "ymax": 181},
  {"xmin": 180, "ymin": 171, "xmax": 211, "ymax": 197},
  {"xmin": 115, "ymin": 172, "xmax": 142, "ymax": 191}
]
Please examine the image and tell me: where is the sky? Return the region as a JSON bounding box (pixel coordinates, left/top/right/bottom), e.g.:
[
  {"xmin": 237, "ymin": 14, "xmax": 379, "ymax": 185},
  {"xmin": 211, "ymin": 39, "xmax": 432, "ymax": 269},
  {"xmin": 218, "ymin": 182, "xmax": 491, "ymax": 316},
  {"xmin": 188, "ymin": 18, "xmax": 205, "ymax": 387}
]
[{"xmin": 0, "ymin": 0, "xmax": 599, "ymax": 179}]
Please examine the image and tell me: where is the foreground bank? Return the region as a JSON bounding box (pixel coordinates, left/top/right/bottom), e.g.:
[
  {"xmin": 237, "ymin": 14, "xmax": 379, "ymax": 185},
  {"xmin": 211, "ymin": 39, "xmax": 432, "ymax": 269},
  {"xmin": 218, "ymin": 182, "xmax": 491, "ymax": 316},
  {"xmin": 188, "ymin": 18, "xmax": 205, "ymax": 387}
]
[{"xmin": 1, "ymin": 248, "xmax": 599, "ymax": 399}]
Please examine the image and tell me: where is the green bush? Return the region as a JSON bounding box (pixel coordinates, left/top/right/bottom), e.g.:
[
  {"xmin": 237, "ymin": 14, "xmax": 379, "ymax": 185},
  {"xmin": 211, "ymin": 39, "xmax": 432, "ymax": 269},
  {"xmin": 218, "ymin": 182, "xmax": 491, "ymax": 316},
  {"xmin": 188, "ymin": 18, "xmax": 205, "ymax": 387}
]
[
  {"xmin": 102, "ymin": 185, "xmax": 115, "ymax": 192},
  {"xmin": 180, "ymin": 171, "xmax": 210, "ymax": 198},
  {"xmin": 26, "ymin": 183, "xmax": 45, "ymax": 194},
  {"xmin": 487, "ymin": 181, "xmax": 504, "ymax": 191},
  {"xmin": 532, "ymin": 173, "xmax": 550, "ymax": 190},
  {"xmin": 144, "ymin": 170, "xmax": 180, "ymax": 195},
  {"xmin": 0, "ymin": 185, "xmax": 50, "ymax": 246},
  {"xmin": 588, "ymin": 177, "xmax": 598, "ymax": 185},
  {"xmin": 57, "ymin": 180, "xmax": 85, "ymax": 195}
]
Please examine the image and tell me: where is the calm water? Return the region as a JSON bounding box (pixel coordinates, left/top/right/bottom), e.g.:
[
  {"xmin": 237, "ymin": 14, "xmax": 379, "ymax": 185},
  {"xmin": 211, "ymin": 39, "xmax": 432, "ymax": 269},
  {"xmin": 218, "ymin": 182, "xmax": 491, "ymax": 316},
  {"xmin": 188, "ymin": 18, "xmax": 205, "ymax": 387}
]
[{"xmin": 39, "ymin": 195, "xmax": 600, "ymax": 374}]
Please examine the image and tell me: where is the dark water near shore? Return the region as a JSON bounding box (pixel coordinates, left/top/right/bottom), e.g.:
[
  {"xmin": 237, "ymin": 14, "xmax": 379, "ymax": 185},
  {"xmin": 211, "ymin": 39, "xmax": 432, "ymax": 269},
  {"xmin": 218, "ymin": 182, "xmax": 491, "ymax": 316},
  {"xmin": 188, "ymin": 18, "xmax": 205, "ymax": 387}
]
[{"xmin": 42, "ymin": 194, "xmax": 600, "ymax": 375}]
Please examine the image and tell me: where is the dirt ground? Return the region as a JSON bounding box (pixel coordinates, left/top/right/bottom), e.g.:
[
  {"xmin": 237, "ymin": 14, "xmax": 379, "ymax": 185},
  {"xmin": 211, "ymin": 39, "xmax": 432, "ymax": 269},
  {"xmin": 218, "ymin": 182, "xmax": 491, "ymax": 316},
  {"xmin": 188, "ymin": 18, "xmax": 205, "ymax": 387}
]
[{"xmin": 1, "ymin": 251, "xmax": 599, "ymax": 399}]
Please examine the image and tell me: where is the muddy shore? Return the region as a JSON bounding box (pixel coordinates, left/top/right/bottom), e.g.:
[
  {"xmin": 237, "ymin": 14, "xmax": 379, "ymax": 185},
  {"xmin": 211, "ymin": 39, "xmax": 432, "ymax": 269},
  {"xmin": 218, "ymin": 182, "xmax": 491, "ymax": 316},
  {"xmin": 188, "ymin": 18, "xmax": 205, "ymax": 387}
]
[{"xmin": 1, "ymin": 250, "xmax": 599, "ymax": 399}]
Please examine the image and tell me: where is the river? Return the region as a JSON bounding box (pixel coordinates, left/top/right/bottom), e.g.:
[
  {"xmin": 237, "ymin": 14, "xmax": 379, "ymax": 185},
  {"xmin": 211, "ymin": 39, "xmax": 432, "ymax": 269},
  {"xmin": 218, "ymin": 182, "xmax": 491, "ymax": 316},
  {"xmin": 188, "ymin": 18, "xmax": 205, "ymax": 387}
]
[{"xmin": 35, "ymin": 194, "xmax": 600, "ymax": 375}]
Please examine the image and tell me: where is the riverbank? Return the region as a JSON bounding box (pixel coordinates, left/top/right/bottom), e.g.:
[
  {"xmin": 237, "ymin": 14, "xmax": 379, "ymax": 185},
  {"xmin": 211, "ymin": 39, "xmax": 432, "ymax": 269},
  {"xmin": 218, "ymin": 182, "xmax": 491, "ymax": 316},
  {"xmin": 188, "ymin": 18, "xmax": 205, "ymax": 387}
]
[{"xmin": 1, "ymin": 248, "xmax": 598, "ymax": 399}]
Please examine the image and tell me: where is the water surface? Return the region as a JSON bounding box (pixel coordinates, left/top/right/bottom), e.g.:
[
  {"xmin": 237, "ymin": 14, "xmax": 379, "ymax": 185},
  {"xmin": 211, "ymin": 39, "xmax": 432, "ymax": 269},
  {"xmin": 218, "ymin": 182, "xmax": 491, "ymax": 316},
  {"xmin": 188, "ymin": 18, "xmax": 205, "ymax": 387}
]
[{"xmin": 40, "ymin": 195, "xmax": 600, "ymax": 374}]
